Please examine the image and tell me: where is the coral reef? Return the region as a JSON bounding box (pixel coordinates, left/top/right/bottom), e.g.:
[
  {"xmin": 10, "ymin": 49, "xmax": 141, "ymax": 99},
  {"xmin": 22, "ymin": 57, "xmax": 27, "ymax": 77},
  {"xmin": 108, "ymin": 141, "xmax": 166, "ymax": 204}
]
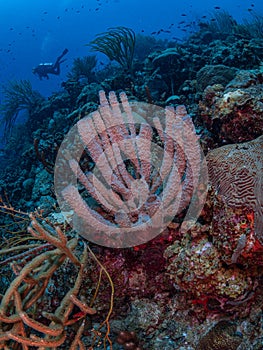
[{"xmin": 1, "ymin": 10, "xmax": 263, "ymax": 349}]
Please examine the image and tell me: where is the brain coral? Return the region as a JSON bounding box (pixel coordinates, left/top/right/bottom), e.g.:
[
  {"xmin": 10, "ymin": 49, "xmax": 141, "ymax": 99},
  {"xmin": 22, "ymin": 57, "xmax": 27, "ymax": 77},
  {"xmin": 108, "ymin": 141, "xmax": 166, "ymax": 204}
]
[{"xmin": 206, "ymin": 135, "xmax": 263, "ymax": 245}]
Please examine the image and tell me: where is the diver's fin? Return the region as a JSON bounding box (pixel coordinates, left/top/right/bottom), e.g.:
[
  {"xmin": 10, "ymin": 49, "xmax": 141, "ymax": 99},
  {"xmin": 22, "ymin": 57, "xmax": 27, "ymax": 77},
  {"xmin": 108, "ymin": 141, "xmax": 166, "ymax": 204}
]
[
  {"xmin": 59, "ymin": 58, "xmax": 67, "ymax": 64},
  {"xmin": 56, "ymin": 49, "xmax": 69, "ymax": 64},
  {"xmin": 62, "ymin": 48, "xmax": 69, "ymax": 56}
]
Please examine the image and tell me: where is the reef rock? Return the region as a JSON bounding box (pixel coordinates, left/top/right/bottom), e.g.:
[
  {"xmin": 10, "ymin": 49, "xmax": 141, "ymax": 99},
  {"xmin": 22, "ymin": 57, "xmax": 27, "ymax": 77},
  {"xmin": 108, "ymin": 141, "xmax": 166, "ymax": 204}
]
[{"xmin": 199, "ymin": 75, "xmax": 263, "ymax": 142}]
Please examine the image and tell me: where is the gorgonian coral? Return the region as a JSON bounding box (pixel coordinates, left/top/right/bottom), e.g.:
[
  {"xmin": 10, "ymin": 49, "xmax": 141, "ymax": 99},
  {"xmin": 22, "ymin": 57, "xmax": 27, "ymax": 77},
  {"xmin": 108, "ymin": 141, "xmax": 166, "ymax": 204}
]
[
  {"xmin": 88, "ymin": 27, "xmax": 136, "ymax": 71},
  {"xmin": 0, "ymin": 80, "xmax": 44, "ymax": 139}
]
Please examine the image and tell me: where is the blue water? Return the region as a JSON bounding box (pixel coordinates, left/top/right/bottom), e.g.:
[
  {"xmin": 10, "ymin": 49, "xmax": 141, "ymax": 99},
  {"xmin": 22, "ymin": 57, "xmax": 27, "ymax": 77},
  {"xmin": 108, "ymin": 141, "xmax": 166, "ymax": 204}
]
[{"xmin": 0, "ymin": 0, "xmax": 262, "ymax": 98}]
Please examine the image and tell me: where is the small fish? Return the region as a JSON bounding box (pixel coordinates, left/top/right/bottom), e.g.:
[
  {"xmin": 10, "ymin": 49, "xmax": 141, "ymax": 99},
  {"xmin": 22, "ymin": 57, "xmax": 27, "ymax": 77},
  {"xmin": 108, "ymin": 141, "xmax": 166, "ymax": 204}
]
[
  {"xmin": 181, "ymin": 13, "xmax": 187, "ymax": 16},
  {"xmin": 214, "ymin": 6, "xmax": 220, "ymax": 9}
]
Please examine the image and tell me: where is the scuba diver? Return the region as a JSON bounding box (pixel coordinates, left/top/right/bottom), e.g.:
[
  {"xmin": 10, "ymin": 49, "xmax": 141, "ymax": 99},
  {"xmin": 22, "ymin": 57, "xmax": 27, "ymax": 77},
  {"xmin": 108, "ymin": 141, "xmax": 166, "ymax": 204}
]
[{"xmin": 32, "ymin": 48, "xmax": 69, "ymax": 80}]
